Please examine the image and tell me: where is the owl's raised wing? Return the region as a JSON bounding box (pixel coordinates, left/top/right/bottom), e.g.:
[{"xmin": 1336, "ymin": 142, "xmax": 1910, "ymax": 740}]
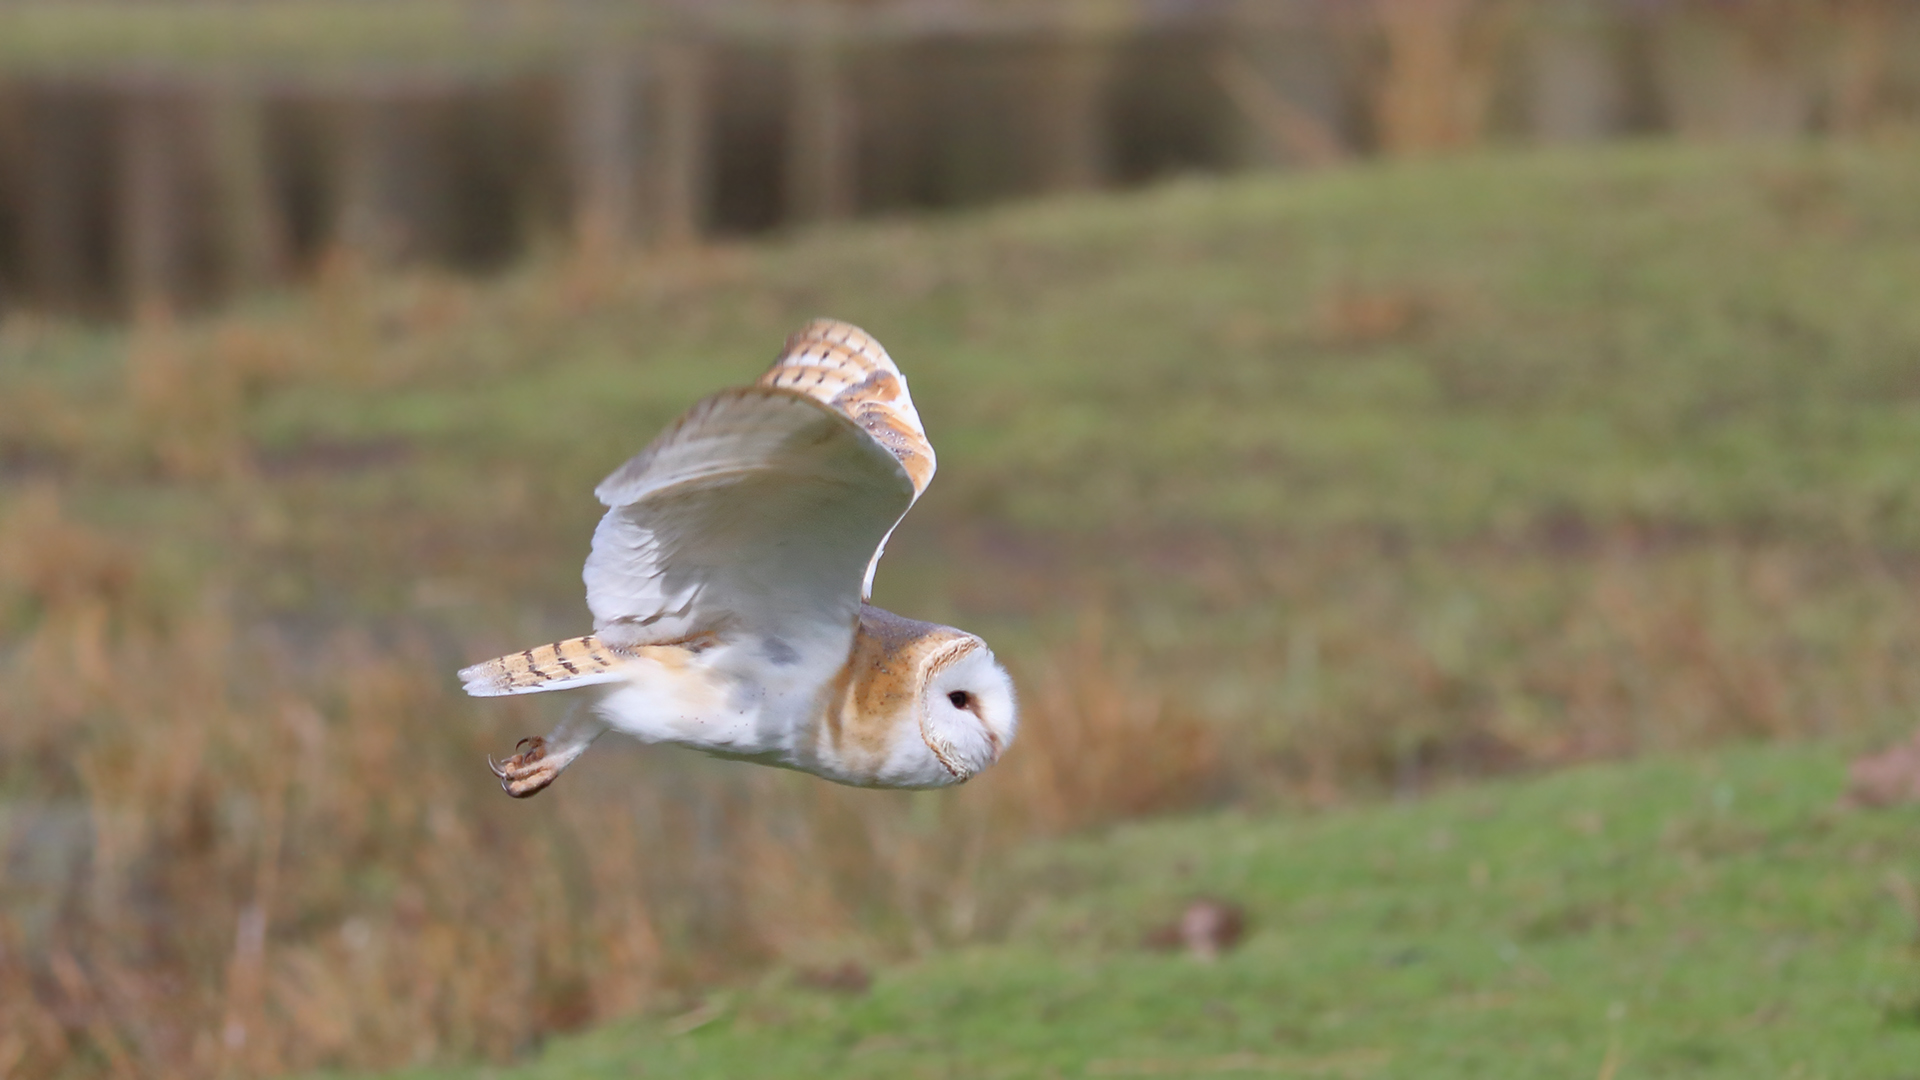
[
  {"xmin": 757, "ymin": 319, "xmax": 935, "ymax": 593},
  {"xmin": 582, "ymin": 321, "xmax": 933, "ymax": 656}
]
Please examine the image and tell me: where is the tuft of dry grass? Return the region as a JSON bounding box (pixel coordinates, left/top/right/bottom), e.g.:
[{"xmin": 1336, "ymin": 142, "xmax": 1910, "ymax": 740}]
[
  {"xmin": 991, "ymin": 618, "xmax": 1226, "ymax": 834},
  {"xmin": 1313, "ymin": 281, "xmax": 1433, "ymax": 348}
]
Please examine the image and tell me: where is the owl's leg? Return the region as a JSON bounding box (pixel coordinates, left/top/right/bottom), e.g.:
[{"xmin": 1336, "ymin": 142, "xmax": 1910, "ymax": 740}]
[{"xmin": 489, "ymin": 703, "xmax": 609, "ymax": 798}]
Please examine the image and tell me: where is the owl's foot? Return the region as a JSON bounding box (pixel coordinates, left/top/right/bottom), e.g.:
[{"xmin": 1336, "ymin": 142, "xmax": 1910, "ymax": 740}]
[
  {"xmin": 487, "ymin": 708, "xmax": 607, "ymax": 799},
  {"xmin": 489, "ymin": 736, "xmax": 560, "ymax": 798}
]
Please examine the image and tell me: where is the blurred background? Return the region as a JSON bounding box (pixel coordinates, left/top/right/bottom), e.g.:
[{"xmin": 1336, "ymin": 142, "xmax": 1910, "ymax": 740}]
[
  {"xmin": 2, "ymin": 1, "xmax": 1920, "ymax": 1077},
  {"xmin": 3, "ymin": 0, "xmax": 1916, "ymax": 317}
]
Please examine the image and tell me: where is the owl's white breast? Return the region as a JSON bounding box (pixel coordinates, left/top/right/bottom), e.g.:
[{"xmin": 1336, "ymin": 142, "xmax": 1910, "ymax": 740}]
[
  {"xmin": 586, "ymin": 630, "xmax": 844, "ymax": 769},
  {"xmin": 584, "ymin": 609, "xmax": 969, "ymax": 788}
]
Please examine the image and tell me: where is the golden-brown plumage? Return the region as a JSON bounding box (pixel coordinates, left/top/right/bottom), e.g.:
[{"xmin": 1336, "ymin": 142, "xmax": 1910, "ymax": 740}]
[
  {"xmin": 818, "ymin": 605, "xmax": 980, "ymax": 776},
  {"xmin": 760, "ymin": 319, "xmax": 937, "ymax": 501}
]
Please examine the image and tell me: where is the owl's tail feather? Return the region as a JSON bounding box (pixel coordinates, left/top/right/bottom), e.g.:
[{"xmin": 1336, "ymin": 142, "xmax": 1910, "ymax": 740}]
[{"xmin": 459, "ymin": 636, "xmax": 631, "ymax": 697}]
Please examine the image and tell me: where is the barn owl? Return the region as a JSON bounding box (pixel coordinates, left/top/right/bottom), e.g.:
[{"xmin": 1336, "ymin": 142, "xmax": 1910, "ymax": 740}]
[{"xmin": 459, "ymin": 319, "xmax": 1017, "ymax": 797}]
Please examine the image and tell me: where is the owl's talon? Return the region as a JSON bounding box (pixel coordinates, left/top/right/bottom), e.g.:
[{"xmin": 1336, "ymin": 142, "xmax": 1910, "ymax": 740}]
[{"xmin": 489, "ymin": 736, "xmax": 558, "ymax": 798}]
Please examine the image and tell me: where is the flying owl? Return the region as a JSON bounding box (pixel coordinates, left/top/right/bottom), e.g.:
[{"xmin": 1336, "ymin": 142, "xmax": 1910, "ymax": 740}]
[{"xmin": 459, "ymin": 319, "xmax": 1018, "ymax": 797}]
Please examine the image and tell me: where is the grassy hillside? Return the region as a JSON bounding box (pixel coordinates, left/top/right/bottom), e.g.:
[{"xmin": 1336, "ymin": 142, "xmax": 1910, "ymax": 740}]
[
  {"xmin": 11, "ymin": 139, "xmax": 1920, "ymax": 772},
  {"xmin": 346, "ymin": 744, "xmax": 1920, "ymax": 1079},
  {"xmin": 5, "ymin": 139, "xmax": 1920, "ymax": 1076}
]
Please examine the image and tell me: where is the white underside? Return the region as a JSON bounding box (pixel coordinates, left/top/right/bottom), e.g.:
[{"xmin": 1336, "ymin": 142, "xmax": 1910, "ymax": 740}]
[
  {"xmin": 590, "ymin": 642, "xmax": 796, "ymax": 763},
  {"xmin": 585, "ymin": 639, "xmax": 954, "ymax": 788}
]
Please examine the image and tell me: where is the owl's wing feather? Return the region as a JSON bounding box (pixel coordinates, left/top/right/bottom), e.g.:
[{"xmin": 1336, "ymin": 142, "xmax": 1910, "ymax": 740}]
[
  {"xmin": 757, "ymin": 319, "xmax": 935, "ymax": 596},
  {"xmin": 583, "ymin": 385, "xmax": 915, "ymax": 656}
]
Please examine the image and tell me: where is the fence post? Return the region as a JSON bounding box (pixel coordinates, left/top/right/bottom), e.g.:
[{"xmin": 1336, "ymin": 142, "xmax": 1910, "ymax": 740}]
[
  {"xmin": 117, "ymin": 81, "xmax": 183, "ymax": 317},
  {"xmin": 1368, "ymin": 0, "xmax": 1509, "ymax": 157},
  {"xmin": 333, "ymin": 87, "xmax": 415, "ymax": 265},
  {"xmin": 22, "ymin": 86, "xmax": 96, "ymax": 311},
  {"xmin": 204, "ymin": 78, "xmax": 288, "ymax": 292},
  {"xmin": 0, "ymin": 81, "xmax": 24, "ymax": 314},
  {"xmin": 654, "ymin": 34, "xmax": 711, "ymax": 248},
  {"xmin": 566, "ymin": 46, "xmax": 643, "ymax": 258},
  {"xmin": 1525, "ymin": 5, "xmax": 1623, "ymax": 144},
  {"xmin": 785, "ymin": 5, "xmax": 854, "ymax": 225},
  {"xmin": 1034, "ymin": 3, "xmax": 1121, "ymax": 193}
]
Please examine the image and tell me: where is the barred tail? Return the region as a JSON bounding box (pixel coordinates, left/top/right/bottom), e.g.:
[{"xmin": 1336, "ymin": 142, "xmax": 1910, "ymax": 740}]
[{"xmin": 458, "ymin": 635, "xmax": 631, "ymax": 697}]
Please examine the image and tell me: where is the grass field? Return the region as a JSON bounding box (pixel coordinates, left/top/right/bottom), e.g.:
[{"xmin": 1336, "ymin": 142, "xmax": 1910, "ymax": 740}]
[
  {"xmin": 0, "ymin": 2, "xmax": 609, "ymax": 71},
  {"xmin": 5, "ymin": 138, "xmax": 1920, "ymax": 1077},
  {"xmin": 347, "ymin": 744, "xmax": 1920, "ymax": 1079}
]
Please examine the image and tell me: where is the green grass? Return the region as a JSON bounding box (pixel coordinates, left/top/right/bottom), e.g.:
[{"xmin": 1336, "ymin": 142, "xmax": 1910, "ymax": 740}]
[
  {"xmin": 9, "ymin": 140, "xmax": 1920, "ymax": 1078},
  {"xmin": 0, "ymin": 1, "xmax": 606, "ymax": 72},
  {"xmin": 344, "ymin": 744, "xmax": 1920, "ymax": 1079}
]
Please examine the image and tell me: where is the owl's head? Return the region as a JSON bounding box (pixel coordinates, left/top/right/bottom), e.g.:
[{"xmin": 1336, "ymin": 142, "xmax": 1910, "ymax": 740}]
[{"xmin": 918, "ymin": 636, "xmax": 1017, "ymax": 782}]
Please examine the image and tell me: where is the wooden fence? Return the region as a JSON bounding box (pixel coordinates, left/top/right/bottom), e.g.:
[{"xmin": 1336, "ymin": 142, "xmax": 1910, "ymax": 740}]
[{"xmin": 0, "ymin": 0, "xmax": 1913, "ymax": 317}]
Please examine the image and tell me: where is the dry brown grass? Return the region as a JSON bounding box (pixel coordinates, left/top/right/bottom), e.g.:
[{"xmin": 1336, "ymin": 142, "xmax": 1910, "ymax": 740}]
[
  {"xmin": 1252, "ymin": 534, "xmax": 1920, "ymax": 800},
  {"xmin": 23, "ymin": 434, "xmax": 1920, "ymax": 1070},
  {"xmin": 0, "ymin": 477, "xmax": 1242, "ymax": 1077},
  {"xmin": 7, "ymin": 474, "xmax": 1917, "ymax": 1078}
]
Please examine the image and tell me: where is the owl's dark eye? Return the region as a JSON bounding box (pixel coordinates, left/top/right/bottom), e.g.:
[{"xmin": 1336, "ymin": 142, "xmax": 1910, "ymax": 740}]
[{"xmin": 948, "ymin": 690, "xmax": 972, "ymax": 710}]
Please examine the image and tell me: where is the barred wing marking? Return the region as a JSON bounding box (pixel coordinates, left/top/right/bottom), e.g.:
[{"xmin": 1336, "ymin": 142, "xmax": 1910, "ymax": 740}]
[{"xmin": 758, "ymin": 319, "xmax": 936, "ymax": 595}]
